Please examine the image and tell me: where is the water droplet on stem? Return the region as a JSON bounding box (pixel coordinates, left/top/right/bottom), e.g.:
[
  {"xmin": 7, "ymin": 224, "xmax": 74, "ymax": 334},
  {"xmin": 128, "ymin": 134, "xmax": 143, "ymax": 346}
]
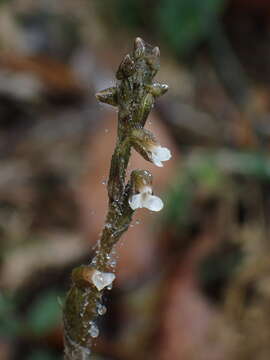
[
  {"xmin": 89, "ymin": 322, "xmax": 99, "ymax": 338},
  {"xmin": 97, "ymin": 303, "xmax": 107, "ymax": 316}
]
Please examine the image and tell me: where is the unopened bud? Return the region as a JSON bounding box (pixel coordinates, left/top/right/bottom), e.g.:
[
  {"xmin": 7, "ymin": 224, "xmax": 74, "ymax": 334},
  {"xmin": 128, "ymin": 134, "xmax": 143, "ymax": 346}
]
[
  {"xmin": 116, "ymin": 54, "xmax": 135, "ymax": 80},
  {"xmin": 146, "ymin": 83, "xmax": 169, "ymax": 97},
  {"xmin": 152, "ymin": 46, "xmax": 160, "ymax": 57},
  {"xmin": 134, "ymin": 37, "xmax": 145, "ymax": 59}
]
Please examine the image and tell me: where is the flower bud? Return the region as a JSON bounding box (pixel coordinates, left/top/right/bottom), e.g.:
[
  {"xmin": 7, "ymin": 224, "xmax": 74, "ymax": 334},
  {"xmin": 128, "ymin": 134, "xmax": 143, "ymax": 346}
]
[
  {"xmin": 152, "ymin": 46, "xmax": 160, "ymax": 57},
  {"xmin": 146, "ymin": 83, "xmax": 169, "ymax": 97},
  {"xmin": 134, "ymin": 37, "xmax": 145, "ymax": 59},
  {"xmin": 145, "ymin": 46, "xmax": 160, "ymax": 72},
  {"xmin": 72, "ymin": 265, "xmax": 95, "ymax": 288},
  {"xmin": 116, "ymin": 54, "xmax": 135, "ymax": 80}
]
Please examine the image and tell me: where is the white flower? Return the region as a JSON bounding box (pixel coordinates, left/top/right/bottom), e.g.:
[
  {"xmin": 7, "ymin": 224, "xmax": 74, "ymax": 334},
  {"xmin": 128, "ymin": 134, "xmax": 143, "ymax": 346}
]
[
  {"xmin": 91, "ymin": 270, "xmax": 115, "ymax": 291},
  {"xmin": 130, "ymin": 128, "xmax": 172, "ymax": 167},
  {"xmin": 129, "ymin": 185, "xmax": 163, "ymax": 211},
  {"xmin": 149, "ymin": 145, "xmax": 171, "ymax": 167}
]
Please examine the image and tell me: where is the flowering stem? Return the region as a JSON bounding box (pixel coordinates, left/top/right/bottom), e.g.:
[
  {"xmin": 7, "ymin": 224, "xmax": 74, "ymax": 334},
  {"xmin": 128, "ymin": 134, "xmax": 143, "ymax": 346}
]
[{"xmin": 63, "ymin": 37, "xmax": 169, "ymax": 359}]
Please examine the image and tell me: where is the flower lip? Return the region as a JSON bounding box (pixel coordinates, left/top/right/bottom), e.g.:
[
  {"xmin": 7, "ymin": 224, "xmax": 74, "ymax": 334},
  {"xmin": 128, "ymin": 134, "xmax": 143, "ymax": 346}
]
[
  {"xmin": 129, "ymin": 185, "xmax": 164, "ymax": 212},
  {"xmin": 149, "ymin": 145, "xmax": 171, "ymax": 167}
]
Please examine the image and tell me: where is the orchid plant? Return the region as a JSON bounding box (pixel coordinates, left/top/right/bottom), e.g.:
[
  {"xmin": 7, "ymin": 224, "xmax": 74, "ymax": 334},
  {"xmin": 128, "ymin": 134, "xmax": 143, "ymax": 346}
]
[{"xmin": 63, "ymin": 37, "xmax": 170, "ymax": 359}]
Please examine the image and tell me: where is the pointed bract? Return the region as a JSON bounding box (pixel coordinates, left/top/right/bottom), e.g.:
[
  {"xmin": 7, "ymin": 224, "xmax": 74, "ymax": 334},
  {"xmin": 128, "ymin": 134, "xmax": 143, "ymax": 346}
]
[
  {"xmin": 116, "ymin": 54, "xmax": 135, "ymax": 79},
  {"xmin": 134, "ymin": 37, "xmax": 145, "ymax": 59},
  {"xmin": 96, "ymin": 87, "xmax": 118, "ymax": 106}
]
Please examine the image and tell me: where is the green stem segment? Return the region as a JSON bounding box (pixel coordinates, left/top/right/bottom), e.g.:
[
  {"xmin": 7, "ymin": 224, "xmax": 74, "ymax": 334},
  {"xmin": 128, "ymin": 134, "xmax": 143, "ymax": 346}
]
[{"xmin": 63, "ymin": 37, "xmax": 167, "ymax": 359}]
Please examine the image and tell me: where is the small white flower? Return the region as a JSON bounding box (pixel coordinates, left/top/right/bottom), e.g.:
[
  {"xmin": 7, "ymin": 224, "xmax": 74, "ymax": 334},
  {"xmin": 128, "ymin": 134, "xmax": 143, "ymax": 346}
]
[
  {"xmin": 149, "ymin": 145, "xmax": 171, "ymax": 167},
  {"xmin": 91, "ymin": 270, "xmax": 115, "ymax": 291},
  {"xmin": 129, "ymin": 185, "xmax": 163, "ymax": 211},
  {"xmin": 131, "ymin": 128, "xmax": 172, "ymax": 167}
]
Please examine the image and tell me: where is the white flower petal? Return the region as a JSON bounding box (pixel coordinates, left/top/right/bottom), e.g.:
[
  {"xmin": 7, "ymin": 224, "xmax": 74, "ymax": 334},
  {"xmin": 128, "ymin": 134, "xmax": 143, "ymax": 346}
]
[
  {"xmin": 151, "ymin": 152, "xmax": 163, "ymax": 167},
  {"xmin": 155, "ymin": 146, "xmax": 171, "ymax": 161},
  {"xmin": 129, "ymin": 186, "xmax": 163, "ymax": 212},
  {"xmin": 143, "ymin": 194, "xmax": 164, "ymax": 211},
  {"xmin": 129, "ymin": 193, "xmax": 143, "ymax": 210},
  {"xmin": 149, "ymin": 145, "xmax": 171, "ymax": 167},
  {"xmin": 92, "ymin": 270, "xmax": 115, "ymax": 291}
]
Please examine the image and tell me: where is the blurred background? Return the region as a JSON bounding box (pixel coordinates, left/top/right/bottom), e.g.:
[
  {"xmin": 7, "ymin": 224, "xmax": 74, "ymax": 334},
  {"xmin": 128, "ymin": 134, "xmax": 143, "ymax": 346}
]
[{"xmin": 1, "ymin": 0, "xmax": 270, "ymax": 359}]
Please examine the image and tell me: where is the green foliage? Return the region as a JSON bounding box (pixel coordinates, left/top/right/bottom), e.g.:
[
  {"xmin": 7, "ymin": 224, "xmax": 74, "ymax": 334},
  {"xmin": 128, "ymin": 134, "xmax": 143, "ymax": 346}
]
[
  {"xmin": 0, "ymin": 292, "xmax": 22, "ymax": 336},
  {"xmin": 0, "ymin": 290, "xmax": 63, "ymax": 338},
  {"xmin": 112, "ymin": 0, "xmax": 144, "ymax": 28},
  {"xmin": 164, "ymin": 174, "xmax": 195, "ymax": 229},
  {"xmin": 96, "ymin": 0, "xmax": 227, "ymax": 56},
  {"xmin": 164, "ymin": 150, "xmax": 270, "ymax": 230},
  {"xmin": 187, "ymin": 154, "xmax": 223, "ymax": 189},
  {"xmin": 217, "ymin": 151, "xmax": 270, "ymax": 180},
  {"xmin": 155, "ymin": 0, "xmax": 226, "ymax": 55},
  {"xmin": 28, "ymin": 349, "xmax": 61, "ymax": 360},
  {"xmin": 164, "ymin": 152, "xmax": 224, "ymax": 229},
  {"xmin": 199, "ymin": 243, "xmax": 243, "ymax": 302},
  {"xmin": 96, "ymin": 0, "xmax": 145, "ymax": 29},
  {"xmin": 27, "ymin": 291, "xmax": 62, "ymax": 336}
]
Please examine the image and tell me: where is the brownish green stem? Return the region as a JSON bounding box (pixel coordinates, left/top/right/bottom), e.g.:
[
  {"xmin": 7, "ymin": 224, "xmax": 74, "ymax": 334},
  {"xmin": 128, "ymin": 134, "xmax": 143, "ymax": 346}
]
[{"xmin": 63, "ymin": 37, "xmax": 167, "ymax": 359}]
